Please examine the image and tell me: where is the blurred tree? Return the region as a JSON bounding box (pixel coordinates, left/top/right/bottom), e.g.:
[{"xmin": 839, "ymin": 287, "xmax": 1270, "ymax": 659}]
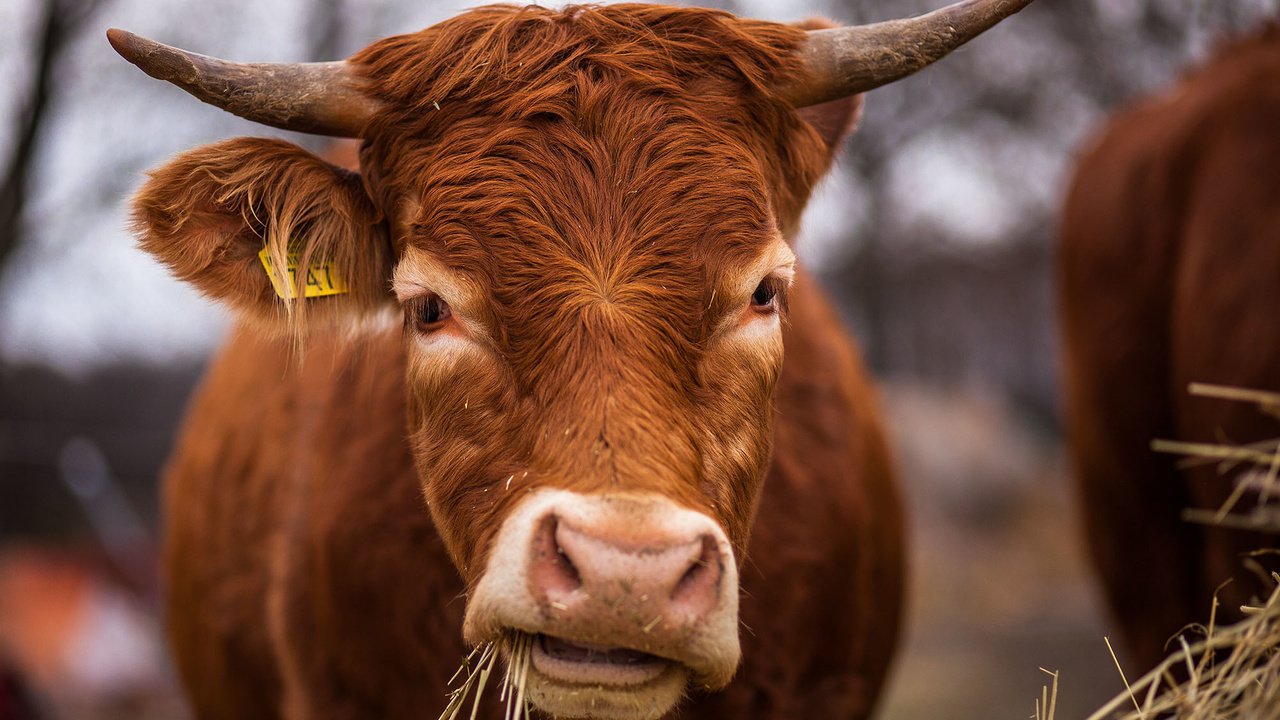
[
  {"xmin": 307, "ymin": 0, "xmax": 345, "ymax": 61},
  {"xmin": 0, "ymin": 0, "xmax": 106, "ymax": 279},
  {"xmin": 789, "ymin": 0, "xmax": 1279, "ymax": 423}
]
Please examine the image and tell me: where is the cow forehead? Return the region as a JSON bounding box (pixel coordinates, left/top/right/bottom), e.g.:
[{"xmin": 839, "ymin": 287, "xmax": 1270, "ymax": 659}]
[
  {"xmin": 392, "ymin": 220, "xmax": 791, "ymax": 319},
  {"xmin": 384, "ymin": 98, "xmax": 782, "ymax": 309},
  {"xmin": 354, "ymin": 4, "xmax": 809, "ymax": 257},
  {"xmin": 386, "ymin": 127, "xmax": 789, "ymax": 384},
  {"xmin": 391, "ymin": 202, "xmax": 782, "ymax": 369}
]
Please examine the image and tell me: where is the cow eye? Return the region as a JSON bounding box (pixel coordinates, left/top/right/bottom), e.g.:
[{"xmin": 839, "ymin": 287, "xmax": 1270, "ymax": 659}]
[
  {"xmin": 751, "ymin": 279, "xmax": 779, "ymax": 312},
  {"xmin": 411, "ymin": 295, "xmax": 452, "ymax": 331}
]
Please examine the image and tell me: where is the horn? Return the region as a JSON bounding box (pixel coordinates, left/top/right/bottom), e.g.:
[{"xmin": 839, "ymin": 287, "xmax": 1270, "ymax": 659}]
[
  {"xmin": 785, "ymin": 0, "xmax": 1035, "ymax": 107},
  {"xmin": 106, "ymin": 28, "xmax": 378, "ymax": 137}
]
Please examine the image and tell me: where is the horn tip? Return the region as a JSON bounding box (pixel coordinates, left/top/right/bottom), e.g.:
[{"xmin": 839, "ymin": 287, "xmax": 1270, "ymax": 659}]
[
  {"xmin": 106, "ymin": 28, "xmax": 146, "ymax": 63},
  {"xmin": 106, "ymin": 28, "xmax": 194, "ymax": 85}
]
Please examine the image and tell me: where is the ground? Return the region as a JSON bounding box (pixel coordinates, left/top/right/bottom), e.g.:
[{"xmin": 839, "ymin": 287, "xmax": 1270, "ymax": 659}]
[{"xmin": 877, "ymin": 381, "xmax": 1126, "ymax": 719}]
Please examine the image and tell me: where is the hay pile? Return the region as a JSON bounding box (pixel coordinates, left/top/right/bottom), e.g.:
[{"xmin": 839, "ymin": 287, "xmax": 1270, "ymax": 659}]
[
  {"xmin": 1079, "ymin": 578, "xmax": 1280, "ymax": 719},
  {"xmin": 1039, "ymin": 383, "xmax": 1280, "ymax": 720}
]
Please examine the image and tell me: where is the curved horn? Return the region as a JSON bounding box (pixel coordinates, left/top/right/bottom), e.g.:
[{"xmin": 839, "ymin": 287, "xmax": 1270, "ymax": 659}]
[
  {"xmin": 106, "ymin": 28, "xmax": 378, "ymax": 137},
  {"xmin": 785, "ymin": 0, "xmax": 1035, "ymax": 107}
]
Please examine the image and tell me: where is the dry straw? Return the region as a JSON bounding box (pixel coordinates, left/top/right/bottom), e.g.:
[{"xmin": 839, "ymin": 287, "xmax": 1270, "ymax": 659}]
[
  {"xmin": 1037, "ymin": 383, "xmax": 1280, "ymax": 720},
  {"xmin": 1034, "ymin": 668, "xmax": 1059, "ymax": 720},
  {"xmin": 1079, "ymin": 575, "xmax": 1280, "ymax": 720},
  {"xmin": 437, "ymin": 632, "xmax": 536, "ymax": 720},
  {"xmin": 1151, "ymin": 384, "xmax": 1280, "ymax": 533}
]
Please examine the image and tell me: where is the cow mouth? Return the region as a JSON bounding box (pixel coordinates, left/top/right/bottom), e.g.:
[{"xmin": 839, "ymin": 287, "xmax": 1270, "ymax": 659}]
[{"xmin": 528, "ymin": 633, "xmax": 674, "ymax": 686}]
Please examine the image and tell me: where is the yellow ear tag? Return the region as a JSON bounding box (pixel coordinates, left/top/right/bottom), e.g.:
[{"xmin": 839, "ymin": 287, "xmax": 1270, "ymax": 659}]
[{"xmin": 258, "ymin": 248, "xmax": 350, "ymax": 300}]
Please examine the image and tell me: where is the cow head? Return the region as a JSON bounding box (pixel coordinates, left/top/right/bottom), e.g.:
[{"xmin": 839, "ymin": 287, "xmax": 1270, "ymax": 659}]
[{"xmin": 115, "ymin": 2, "xmax": 1030, "ymax": 717}]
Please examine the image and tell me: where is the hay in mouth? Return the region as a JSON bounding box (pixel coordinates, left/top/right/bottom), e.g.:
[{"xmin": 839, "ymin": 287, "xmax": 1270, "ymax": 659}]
[
  {"xmin": 435, "ymin": 630, "xmax": 680, "ymax": 720},
  {"xmin": 436, "ymin": 632, "xmax": 535, "ymax": 720}
]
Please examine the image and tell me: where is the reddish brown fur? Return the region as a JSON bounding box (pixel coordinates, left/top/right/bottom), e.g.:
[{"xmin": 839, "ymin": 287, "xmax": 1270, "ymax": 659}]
[
  {"xmin": 134, "ymin": 5, "xmax": 903, "ymax": 719},
  {"xmin": 1060, "ymin": 24, "xmax": 1280, "ymax": 672}
]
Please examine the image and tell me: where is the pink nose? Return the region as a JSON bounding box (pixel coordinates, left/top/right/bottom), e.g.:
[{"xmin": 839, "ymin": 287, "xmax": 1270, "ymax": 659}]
[{"xmin": 528, "ymin": 514, "xmax": 724, "ymax": 627}]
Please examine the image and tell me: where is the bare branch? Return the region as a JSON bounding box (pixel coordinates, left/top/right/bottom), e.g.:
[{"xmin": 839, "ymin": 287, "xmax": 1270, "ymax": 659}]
[{"xmin": 0, "ymin": 0, "xmax": 108, "ymax": 277}]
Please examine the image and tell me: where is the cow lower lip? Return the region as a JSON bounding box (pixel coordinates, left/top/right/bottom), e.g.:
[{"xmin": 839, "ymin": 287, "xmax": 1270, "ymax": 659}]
[{"xmin": 530, "ymin": 633, "xmax": 670, "ymax": 685}]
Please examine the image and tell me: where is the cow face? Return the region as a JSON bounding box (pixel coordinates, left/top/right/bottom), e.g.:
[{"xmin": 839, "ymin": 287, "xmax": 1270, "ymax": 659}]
[
  {"xmin": 120, "ymin": 3, "xmax": 1031, "ymax": 717},
  {"xmin": 367, "ymin": 13, "xmax": 828, "ymax": 706},
  {"xmin": 381, "ymin": 89, "xmax": 804, "ymax": 718}
]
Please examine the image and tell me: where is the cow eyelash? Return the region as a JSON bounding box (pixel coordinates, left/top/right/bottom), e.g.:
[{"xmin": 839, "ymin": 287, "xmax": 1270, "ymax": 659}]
[{"xmin": 407, "ymin": 294, "xmax": 452, "ymax": 332}]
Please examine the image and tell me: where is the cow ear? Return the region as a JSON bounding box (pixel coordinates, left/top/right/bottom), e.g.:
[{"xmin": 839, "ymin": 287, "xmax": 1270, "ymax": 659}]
[
  {"xmin": 798, "ymin": 94, "xmax": 864, "ymax": 158},
  {"xmin": 791, "ymin": 18, "xmax": 864, "ymax": 160},
  {"xmin": 131, "ymin": 137, "xmax": 393, "ymax": 334}
]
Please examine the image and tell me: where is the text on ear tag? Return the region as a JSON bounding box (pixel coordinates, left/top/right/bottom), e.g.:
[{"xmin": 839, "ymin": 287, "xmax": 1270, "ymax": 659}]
[{"xmin": 258, "ymin": 248, "xmax": 350, "ymax": 300}]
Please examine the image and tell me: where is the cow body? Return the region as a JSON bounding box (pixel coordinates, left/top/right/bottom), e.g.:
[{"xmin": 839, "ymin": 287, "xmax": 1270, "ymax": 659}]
[
  {"xmin": 163, "ymin": 270, "xmax": 901, "ymax": 720},
  {"xmin": 1060, "ymin": 24, "xmax": 1280, "ymax": 672},
  {"xmin": 110, "ymin": 2, "xmax": 1034, "ymax": 717}
]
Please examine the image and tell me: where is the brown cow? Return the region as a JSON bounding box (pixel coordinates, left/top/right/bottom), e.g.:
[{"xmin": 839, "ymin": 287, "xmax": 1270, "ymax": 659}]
[
  {"xmin": 111, "ymin": 2, "xmax": 1031, "ymax": 718},
  {"xmin": 1060, "ymin": 24, "xmax": 1280, "ymax": 673}
]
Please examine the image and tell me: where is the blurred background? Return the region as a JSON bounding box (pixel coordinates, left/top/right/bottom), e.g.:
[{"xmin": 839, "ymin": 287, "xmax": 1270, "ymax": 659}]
[{"xmin": 1, "ymin": 0, "xmax": 1278, "ymax": 717}]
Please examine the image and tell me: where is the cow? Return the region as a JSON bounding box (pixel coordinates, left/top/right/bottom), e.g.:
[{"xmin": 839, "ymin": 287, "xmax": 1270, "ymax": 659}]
[
  {"xmin": 1060, "ymin": 23, "xmax": 1280, "ymax": 674},
  {"xmin": 110, "ymin": 2, "xmax": 1032, "ymax": 718}
]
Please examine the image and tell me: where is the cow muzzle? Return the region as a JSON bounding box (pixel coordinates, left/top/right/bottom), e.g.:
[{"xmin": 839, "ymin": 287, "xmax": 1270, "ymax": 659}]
[{"xmin": 463, "ymin": 490, "xmax": 740, "ymax": 719}]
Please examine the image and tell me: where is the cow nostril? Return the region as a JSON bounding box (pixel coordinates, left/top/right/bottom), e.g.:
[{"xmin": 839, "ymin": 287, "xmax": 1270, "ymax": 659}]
[
  {"xmin": 530, "ymin": 515, "xmax": 581, "ymax": 596},
  {"xmin": 670, "ymin": 535, "xmax": 721, "ymax": 614},
  {"xmin": 553, "ymin": 521, "xmax": 581, "ymax": 585}
]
